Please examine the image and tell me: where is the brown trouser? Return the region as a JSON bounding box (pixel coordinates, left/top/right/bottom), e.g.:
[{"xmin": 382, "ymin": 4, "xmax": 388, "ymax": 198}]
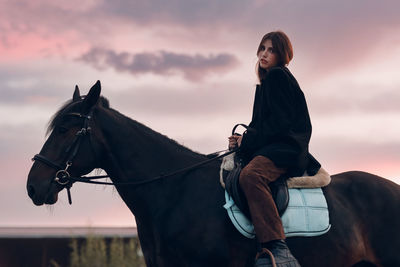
[{"xmin": 239, "ymin": 155, "xmax": 286, "ymax": 243}]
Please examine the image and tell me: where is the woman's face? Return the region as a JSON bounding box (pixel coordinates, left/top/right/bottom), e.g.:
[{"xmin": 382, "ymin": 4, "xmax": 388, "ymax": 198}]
[{"xmin": 258, "ymin": 39, "xmax": 278, "ymax": 70}]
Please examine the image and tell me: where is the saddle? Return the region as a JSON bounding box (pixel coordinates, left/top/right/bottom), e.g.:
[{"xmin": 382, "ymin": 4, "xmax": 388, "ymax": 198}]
[
  {"xmin": 221, "ymin": 151, "xmax": 332, "ymax": 239},
  {"xmin": 221, "ymin": 152, "xmax": 325, "ymax": 219}
]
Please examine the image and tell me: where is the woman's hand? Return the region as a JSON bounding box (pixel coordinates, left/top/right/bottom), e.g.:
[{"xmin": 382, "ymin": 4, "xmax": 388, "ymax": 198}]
[{"xmin": 228, "ymin": 135, "xmax": 243, "ymax": 149}]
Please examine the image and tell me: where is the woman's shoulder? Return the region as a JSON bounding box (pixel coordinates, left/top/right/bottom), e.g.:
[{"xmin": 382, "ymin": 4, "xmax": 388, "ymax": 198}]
[
  {"xmin": 264, "ymin": 66, "xmax": 300, "ymax": 87},
  {"xmin": 265, "ymin": 66, "xmax": 291, "ymax": 81},
  {"xmin": 260, "ymin": 67, "xmax": 289, "ymax": 86},
  {"xmin": 268, "ymin": 66, "xmax": 287, "ymax": 73}
]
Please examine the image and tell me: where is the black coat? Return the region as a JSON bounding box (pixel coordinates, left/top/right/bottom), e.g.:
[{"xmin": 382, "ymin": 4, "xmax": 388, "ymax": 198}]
[{"xmin": 240, "ymin": 67, "xmax": 319, "ymax": 176}]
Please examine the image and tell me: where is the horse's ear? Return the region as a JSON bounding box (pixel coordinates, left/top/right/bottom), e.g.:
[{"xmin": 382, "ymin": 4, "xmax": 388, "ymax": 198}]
[
  {"xmin": 73, "ymin": 85, "xmax": 81, "ymax": 101},
  {"xmin": 82, "ymin": 80, "xmax": 101, "ymax": 113}
]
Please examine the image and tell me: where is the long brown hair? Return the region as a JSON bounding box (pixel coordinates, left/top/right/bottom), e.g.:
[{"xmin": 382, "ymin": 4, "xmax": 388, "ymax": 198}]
[{"xmin": 256, "ymin": 31, "xmax": 293, "ymax": 81}]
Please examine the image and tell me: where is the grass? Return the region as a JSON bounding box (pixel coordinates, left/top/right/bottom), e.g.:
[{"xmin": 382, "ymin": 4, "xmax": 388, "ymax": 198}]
[{"xmin": 53, "ymin": 235, "xmax": 145, "ymax": 267}]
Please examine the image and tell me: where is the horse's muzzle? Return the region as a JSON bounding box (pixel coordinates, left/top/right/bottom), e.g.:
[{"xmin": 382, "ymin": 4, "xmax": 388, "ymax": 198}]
[{"xmin": 26, "ymin": 180, "xmax": 59, "ymax": 206}]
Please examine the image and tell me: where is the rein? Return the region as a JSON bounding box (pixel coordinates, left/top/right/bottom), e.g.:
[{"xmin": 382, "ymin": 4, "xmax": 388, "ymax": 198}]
[
  {"xmin": 32, "ymin": 109, "xmax": 239, "ymax": 204},
  {"xmin": 68, "ymin": 148, "xmax": 237, "ymax": 187}
]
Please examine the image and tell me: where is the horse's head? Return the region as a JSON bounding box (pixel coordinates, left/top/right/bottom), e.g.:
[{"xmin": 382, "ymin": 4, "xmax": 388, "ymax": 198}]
[{"xmin": 27, "ymin": 81, "xmax": 103, "ymax": 205}]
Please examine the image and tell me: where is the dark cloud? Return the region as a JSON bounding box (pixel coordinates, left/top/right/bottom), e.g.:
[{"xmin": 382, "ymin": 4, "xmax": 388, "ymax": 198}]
[{"xmin": 78, "ymin": 48, "xmax": 239, "ymax": 81}]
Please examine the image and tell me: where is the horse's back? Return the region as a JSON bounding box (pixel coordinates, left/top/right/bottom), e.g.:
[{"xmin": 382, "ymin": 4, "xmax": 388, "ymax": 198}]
[
  {"xmin": 328, "ymin": 171, "xmax": 400, "ymax": 221},
  {"xmin": 323, "ymin": 171, "xmax": 400, "ymax": 266}
]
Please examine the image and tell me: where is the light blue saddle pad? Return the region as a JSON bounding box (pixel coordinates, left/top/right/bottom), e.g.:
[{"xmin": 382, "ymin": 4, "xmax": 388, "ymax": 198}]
[{"xmin": 224, "ymin": 188, "xmax": 331, "ymax": 239}]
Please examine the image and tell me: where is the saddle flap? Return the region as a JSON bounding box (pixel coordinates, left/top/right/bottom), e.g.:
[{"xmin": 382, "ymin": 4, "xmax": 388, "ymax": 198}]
[
  {"xmin": 223, "ymin": 164, "xmax": 290, "ymax": 218},
  {"xmin": 224, "ymin": 188, "xmax": 331, "ymax": 239},
  {"xmin": 270, "ymin": 178, "xmax": 290, "ymax": 217}
]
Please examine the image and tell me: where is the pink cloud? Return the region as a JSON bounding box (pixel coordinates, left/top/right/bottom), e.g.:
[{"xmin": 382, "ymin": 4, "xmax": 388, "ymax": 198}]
[{"xmin": 0, "ymin": 31, "xmax": 89, "ymax": 62}]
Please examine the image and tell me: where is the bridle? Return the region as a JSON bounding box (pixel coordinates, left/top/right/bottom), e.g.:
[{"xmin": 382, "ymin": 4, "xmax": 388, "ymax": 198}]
[
  {"xmin": 32, "ymin": 110, "xmax": 94, "ymax": 204},
  {"xmin": 32, "ymin": 108, "xmax": 239, "ymax": 205}
]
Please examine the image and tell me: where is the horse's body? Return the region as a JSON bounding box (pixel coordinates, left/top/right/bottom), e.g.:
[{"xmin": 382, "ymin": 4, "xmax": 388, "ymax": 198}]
[{"xmin": 27, "ymin": 82, "xmax": 400, "ymax": 267}]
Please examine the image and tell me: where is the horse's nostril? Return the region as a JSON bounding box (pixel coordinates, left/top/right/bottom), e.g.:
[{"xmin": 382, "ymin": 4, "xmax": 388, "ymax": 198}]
[{"xmin": 28, "ymin": 185, "xmax": 36, "ymax": 198}]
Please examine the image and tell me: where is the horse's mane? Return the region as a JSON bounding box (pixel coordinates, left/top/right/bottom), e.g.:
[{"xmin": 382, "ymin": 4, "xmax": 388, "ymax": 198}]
[
  {"xmin": 105, "ymin": 105, "xmax": 206, "ymax": 159},
  {"xmin": 46, "ymin": 96, "xmax": 205, "ymax": 158}
]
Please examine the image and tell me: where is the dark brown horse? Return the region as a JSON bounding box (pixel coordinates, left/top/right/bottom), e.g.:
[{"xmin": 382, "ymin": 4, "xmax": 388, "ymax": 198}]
[{"xmin": 27, "ymin": 81, "xmax": 400, "ymax": 267}]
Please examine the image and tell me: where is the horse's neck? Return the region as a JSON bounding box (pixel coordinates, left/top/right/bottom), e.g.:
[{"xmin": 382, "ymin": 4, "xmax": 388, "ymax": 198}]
[
  {"xmin": 94, "ymin": 108, "xmax": 213, "ymax": 220},
  {"xmin": 97, "ymin": 108, "xmax": 205, "ymax": 182}
]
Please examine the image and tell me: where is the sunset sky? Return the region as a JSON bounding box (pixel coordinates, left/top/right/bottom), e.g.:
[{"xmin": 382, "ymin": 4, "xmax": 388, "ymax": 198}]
[{"xmin": 1, "ymin": 0, "xmax": 399, "ymax": 227}]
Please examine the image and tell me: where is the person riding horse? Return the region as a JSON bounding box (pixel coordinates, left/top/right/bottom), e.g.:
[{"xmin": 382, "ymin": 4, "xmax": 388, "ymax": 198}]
[{"xmin": 228, "ymin": 31, "xmax": 317, "ymax": 267}]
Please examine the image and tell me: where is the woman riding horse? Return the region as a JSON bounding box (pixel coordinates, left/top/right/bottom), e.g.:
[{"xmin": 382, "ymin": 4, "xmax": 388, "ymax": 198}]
[{"xmin": 229, "ymin": 31, "xmax": 319, "ymax": 267}]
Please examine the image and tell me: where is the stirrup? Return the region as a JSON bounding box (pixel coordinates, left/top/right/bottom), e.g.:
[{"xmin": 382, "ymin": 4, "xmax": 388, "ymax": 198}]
[
  {"xmin": 255, "ymin": 248, "xmax": 277, "ymax": 267},
  {"xmin": 254, "ymin": 247, "xmax": 301, "ymax": 267}
]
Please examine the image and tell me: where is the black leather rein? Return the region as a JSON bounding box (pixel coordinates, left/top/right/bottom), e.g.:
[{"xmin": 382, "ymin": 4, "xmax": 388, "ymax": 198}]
[{"xmin": 32, "ymin": 110, "xmax": 238, "ymax": 204}]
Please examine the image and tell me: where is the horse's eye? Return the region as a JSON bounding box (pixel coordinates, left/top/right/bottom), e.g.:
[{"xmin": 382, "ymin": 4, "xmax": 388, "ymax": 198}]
[{"xmin": 58, "ymin": 126, "xmax": 69, "ymax": 134}]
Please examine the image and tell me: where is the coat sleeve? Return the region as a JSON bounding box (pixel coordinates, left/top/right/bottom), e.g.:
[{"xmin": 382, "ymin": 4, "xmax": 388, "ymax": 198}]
[{"xmin": 241, "ymin": 68, "xmax": 296, "ymax": 151}]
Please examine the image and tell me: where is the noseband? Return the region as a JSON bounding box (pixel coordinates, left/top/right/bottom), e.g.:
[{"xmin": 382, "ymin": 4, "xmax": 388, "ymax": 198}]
[{"xmin": 32, "ymin": 111, "xmax": 93, "ymax": 204}]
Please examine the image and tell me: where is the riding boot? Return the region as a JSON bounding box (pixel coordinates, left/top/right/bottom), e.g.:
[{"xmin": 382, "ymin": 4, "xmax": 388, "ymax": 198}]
[{"xmin": 254, "ymin": 240, "xmax": 301, "ymax": 267}]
